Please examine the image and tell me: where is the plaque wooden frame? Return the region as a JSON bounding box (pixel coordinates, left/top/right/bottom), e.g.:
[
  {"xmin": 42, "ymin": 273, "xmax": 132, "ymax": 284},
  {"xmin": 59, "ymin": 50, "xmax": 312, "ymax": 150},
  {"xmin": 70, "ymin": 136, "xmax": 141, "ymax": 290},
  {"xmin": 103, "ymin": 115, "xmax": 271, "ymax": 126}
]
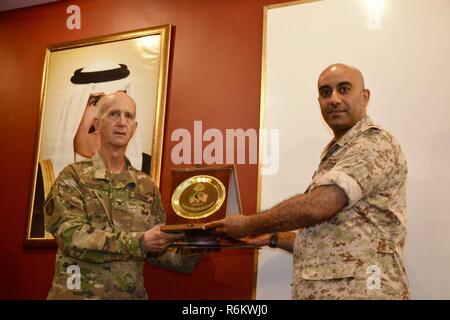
[
  {"xmin": 162, "ymin": 165, "xmax": 241, "ymax": 230},
  {"xmin": 161, "ymin": 165, "xmax": 250, "ymax": 248}
]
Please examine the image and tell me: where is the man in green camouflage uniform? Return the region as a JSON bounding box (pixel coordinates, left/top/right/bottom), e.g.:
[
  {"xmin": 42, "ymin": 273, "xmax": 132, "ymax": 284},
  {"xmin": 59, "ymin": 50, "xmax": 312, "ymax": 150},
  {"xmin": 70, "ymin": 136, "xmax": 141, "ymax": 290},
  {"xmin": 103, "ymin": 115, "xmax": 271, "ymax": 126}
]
[
  {"xmin": 205, "ymin": 63, "xmax": 410, "ymax": 299},
  {"xmin": 45, "ymin": 91, "xmax": 200, "ymax": 299}
]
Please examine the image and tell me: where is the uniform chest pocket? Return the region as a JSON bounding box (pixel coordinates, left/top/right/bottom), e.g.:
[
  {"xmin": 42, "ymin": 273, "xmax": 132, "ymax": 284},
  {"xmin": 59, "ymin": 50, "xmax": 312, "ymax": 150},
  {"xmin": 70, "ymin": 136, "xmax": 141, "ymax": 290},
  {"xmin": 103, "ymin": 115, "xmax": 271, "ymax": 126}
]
[
  {"xmin": 129, "ymin": 192, "xmax": 154, "ymax": 231},
  {"xmin": 129, "ymin": 192, "xmax": 153, "ymax": 213},
  {"xmin": 83, "ymin": 189, "xmax": 112, "ymax": 230},
  {"xmin": 86, "ymin": 211, "xmax": 111, "ymax": 231}
]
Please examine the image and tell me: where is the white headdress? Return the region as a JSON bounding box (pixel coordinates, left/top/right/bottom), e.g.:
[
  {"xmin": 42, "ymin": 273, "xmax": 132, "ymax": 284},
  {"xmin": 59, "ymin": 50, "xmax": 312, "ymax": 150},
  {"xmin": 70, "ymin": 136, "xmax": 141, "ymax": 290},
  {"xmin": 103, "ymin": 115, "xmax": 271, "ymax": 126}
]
[{"xmin": 52, "ymin": 60, "xmax": 143, "ymax": 176}]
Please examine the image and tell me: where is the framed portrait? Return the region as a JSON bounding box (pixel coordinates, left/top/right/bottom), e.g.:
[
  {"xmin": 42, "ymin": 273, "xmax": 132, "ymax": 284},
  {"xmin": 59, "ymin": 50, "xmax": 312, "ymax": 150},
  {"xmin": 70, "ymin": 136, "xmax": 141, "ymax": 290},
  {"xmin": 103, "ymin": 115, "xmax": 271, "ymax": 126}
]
[{"xmin": 25, "ymin": 25, "xmax": 171, "ymax": 247}]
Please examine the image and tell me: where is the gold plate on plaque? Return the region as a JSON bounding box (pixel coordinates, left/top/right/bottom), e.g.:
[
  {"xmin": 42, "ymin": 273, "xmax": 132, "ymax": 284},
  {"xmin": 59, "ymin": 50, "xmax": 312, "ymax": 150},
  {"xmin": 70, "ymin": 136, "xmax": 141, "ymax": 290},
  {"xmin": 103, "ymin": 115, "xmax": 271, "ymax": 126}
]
[{"xmin": 171, "ymin": 175, "xmax": 226, "ymax": 219}]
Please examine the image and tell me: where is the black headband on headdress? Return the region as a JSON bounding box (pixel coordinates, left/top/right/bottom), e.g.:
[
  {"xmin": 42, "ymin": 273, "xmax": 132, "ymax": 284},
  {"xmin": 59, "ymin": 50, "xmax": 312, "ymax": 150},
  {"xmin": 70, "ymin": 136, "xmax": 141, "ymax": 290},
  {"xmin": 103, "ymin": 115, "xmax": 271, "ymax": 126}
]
[{"xmin": 70, "ymin": 64, "xmax": 130, "ymax": 84}]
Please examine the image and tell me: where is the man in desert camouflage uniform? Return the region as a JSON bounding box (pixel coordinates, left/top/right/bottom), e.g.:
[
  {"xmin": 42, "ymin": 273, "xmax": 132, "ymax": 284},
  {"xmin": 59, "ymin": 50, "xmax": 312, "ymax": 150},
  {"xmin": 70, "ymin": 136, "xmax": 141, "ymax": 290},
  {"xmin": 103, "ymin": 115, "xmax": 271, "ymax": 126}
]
[
  {"xmin": 45, "ymin": 91, "xmax": 200, "ymax": 299},
  {"xmin": 205, "ymin": 63, "xmax": 410, "ymax": 299}
]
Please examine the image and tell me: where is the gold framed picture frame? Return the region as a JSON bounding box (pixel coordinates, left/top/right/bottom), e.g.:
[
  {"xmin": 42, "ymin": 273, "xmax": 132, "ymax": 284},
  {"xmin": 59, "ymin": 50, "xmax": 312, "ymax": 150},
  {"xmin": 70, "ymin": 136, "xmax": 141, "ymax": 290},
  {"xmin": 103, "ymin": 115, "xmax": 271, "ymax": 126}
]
[{"xmin": 25, "ymin": 25, "xmax": 172, "ymax": 247}]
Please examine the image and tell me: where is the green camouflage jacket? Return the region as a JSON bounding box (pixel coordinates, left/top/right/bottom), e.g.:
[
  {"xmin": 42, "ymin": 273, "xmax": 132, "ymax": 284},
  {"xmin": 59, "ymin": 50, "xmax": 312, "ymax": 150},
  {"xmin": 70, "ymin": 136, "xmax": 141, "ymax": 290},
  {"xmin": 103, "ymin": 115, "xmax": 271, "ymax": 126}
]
[
  {"xmin": 45, "ymin": 153, "xmax": 199, "ymax": 299},
  {"xmin": 293, "ymin": 116, "xmax": 410, "ymax": 299}
]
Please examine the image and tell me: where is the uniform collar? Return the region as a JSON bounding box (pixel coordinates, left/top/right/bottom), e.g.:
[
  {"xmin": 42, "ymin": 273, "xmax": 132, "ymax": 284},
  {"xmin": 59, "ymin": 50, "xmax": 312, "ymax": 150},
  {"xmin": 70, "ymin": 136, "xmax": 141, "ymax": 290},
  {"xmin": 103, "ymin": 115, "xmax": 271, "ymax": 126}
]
[
  {"xmin": 91, "ymin": 153, "xmax": 135, "ymax": 188},
  {"xmin": 320, "ymin": 115, "xmax": 380, "ymax": 160}
]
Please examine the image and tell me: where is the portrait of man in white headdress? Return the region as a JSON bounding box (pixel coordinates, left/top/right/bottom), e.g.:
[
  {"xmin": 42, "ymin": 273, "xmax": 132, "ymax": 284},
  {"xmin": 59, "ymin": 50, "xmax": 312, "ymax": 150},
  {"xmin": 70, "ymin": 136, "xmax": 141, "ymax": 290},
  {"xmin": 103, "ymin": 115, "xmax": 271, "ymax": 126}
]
[
  {"xmin": 52, "ymin": 61, "xmax": 147, "ymax": 176},
  {"xmin": 27, "ymin": 29, "xmax": 169, "ymax": 242}
]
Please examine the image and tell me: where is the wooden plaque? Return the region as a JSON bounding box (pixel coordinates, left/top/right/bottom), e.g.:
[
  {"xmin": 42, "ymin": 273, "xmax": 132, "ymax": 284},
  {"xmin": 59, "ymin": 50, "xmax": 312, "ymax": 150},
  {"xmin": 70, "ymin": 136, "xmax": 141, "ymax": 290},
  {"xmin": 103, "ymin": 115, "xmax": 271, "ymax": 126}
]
[
  {"xmin": 161, "ymin": 165, "xmax": 252, "ymax": 248},
  {"xmin": 162, "ymin": 165, "xmax": 241, "ymax": 229}
]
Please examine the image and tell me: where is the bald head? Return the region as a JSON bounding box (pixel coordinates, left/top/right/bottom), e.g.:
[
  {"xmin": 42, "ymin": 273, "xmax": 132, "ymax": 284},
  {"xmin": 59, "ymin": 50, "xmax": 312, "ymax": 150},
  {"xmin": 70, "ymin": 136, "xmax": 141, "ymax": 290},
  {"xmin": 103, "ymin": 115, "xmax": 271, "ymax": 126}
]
[
  {"xmin": 318, "ymin": 63, "xmax": 365, "ymax": 89},
  {"xmin": 317, "ymin": 63, "xmax": 365, "ymax": 89},
  {"xmin": 97, "ymin": 91, "xmax": 136, "ymax": 119}
]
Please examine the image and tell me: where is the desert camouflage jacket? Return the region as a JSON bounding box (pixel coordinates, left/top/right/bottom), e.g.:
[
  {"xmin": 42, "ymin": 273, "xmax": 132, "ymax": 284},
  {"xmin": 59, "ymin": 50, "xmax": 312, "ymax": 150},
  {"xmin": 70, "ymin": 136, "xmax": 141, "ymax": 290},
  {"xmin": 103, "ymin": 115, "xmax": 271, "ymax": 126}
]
[
  {"xmin": 293, "ymin": 116, "xmax": 410, "ymax": 299},
  {"xmin": 45, "ymin": 153, "xmax": 199, "ymax": 299}
]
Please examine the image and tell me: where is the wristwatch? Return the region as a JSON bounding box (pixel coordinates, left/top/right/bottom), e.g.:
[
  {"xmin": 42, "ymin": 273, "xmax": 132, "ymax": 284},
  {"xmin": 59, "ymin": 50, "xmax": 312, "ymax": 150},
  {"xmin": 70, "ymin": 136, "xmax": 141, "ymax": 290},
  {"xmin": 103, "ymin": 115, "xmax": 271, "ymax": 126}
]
[{"xmin": 269, "ymin": 233, "xmax": 279, "ymax": 248}]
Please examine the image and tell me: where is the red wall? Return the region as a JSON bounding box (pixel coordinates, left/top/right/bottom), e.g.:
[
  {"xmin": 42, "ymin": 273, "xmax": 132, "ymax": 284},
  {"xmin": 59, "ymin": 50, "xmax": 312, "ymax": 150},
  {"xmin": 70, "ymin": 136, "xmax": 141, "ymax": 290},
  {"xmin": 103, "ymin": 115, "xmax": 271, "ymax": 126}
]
[{"xmin": 0, "ymin": 0, "xmax": 283, "ymax": 299}]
